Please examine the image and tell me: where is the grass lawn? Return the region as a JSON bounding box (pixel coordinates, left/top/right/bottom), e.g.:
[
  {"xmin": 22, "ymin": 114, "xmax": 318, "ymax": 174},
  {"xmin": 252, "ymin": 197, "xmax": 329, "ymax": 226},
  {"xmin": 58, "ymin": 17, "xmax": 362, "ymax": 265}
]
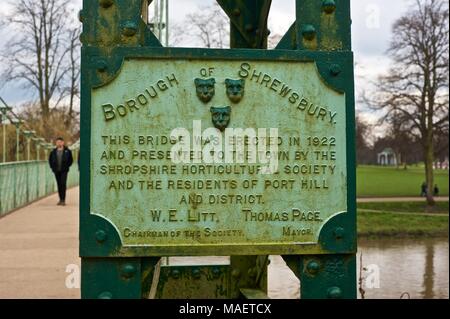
[
  {"xmin": 357, "ymin": 165, "xmax": 449, "ymax": 197},
  {"xmin": 357, "ymin": 211, "xmax": 449, "ymax": 238},
  {"xmin": 357, "ymin": 201, "xmax": 449, "ymax": 213}
]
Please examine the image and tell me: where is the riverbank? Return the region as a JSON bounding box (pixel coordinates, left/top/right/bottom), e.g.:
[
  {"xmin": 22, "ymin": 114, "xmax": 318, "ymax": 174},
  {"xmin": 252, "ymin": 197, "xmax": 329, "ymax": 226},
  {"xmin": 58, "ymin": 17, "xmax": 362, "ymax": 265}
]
[{"xmin": 357, "ymin": 201, "xmax": 449, "ymax": 238}]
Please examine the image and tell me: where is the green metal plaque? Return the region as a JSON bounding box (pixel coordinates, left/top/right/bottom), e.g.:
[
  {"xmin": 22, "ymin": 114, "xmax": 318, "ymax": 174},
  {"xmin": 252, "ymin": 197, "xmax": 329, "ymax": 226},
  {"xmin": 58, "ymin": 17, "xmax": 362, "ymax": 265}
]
[{"xmin": 90, "ymin": 58, "xmax": 347, "ymax": 255}]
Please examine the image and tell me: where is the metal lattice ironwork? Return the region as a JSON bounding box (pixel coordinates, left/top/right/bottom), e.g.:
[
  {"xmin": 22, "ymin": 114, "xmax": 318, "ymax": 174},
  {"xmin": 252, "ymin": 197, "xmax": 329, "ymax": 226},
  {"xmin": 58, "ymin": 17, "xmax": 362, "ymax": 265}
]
[
  {"xmin": 0, "ymin": 94, "xmax": 80, "ymax": 217},
  {"xmin": 79, "ymin": 0, "xmax": 356, "ymax": 299},
  {"xmin": 0, "ymin": 161, "xmax": 79, "ymax": 217}
]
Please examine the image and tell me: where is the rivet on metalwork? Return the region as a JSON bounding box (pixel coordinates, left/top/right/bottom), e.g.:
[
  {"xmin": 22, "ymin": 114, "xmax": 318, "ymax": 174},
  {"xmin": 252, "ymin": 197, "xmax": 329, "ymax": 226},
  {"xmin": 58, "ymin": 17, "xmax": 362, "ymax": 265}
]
[
  {"xmin": 245, "ymin": 24, "xmax": 254, "ymax": 32},
  {"xmin": 233, "ymin": 8, "xmax": 241, "ymax": 16},
  {"xmin": 121, "ymin": 21, "xmax": 138, "ymax": 37},
  {"xmin": 231, "ymin": 269, "xmax": 241, "ymax": 278},
  {"xmin": 95, "ymin": 60, "xmax": 108, "ymax": 73},
  {"xmin": 322, "ymin": 0, "xmax": 337, "ymax": 14},
  {"xmin": 334, "ymin": 226, "xmax": 345, "ymax": 239},
  {"xmin": 306, "ymin": 260, "xmax": 320, "ymax": 275},
  {"xmin": 301, "ymin": 24, "xmax": 316, "ymax": 41},
  {"xmin": 330, "ymin": 64, "xmax": 341, "ymax": 76},
  {"xmin": 121, "ymin": 264, "xmax": 136, "ymax": 279},
  {"xmin": 95, "ymin": 229, "xmax": 107, "ymax": 243},
  {"xmin": 212, "ymin": 267, "xmax": 221, "ymax": 279},
  {"xmin": 98, "ymin": 291, "xmax": 113, "ymax": 299},
  {"xmin": 79, "ymin": 32, "xmax": 86, "ymax": 44},
  {"xmin": 78, "ymin": 10, "xmax": 84, "ymax": 23},
  {"xmin": 99, "ymin": 0, "xmax": 114, "ymax": 8},
  {"xmin": 327, "ymin": 286, "xmax": 343, "ymax": 299},
  {"xmin": 171, "ymin": 269, "xmax": 181, "ymax": 279},
  {"xmin": 192, "ymin": 268, "xmax": 201, "ymax": 279}
]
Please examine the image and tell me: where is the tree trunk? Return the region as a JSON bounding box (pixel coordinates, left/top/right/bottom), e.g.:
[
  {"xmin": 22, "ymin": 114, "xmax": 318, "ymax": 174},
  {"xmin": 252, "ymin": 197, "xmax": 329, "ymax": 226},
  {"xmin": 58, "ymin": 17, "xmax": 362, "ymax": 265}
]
[
  {"xmin": 42, "ymin": 99, "xmax": 50, "ymax": 129},
  {"xmin": 424, "ymin": 142, "xmax": 435, "ymax": 207}
]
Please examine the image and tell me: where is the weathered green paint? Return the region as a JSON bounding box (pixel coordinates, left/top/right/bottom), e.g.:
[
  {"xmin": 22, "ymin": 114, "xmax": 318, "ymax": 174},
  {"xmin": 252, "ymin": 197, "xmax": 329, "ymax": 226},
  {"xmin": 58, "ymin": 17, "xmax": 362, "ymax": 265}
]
[
  {"xmin": 276, "ymin": 22, "xmax": 297, "ymax": 50},
  {"xmin": 296, "ymin": 0, "xmax": 351, "ymax": 51},
  {"xmin": 217, "ymin": 0, "xmax": 272, "ymax": 49},
  {"xmin": 81, "ymin": 258, "xmax": 143, "ymax": 299},
  {"xmin": 155, "ymin": 264, "xmax": 229, "ymax": 299},
  {"xmin": 81, "ymin": 48, "xmax": 356, "ymax": 258},
  {"xmin": 80, "ymin": 0, "xmax": 356, "ymax": 299},
  {"xmin": 228, "ymin": 255, "xmax": 269, "ymax": 299},
  {"xmin": 297, "ymin": 254, "xmax": 356, "ymax": 298},
  {"xmin": 240, "ymin": 288, "xmax": 269, "ymax": 299},
  {"xmin": 89, "ymin": 58, "xmax": 347, "ymax": 253}
]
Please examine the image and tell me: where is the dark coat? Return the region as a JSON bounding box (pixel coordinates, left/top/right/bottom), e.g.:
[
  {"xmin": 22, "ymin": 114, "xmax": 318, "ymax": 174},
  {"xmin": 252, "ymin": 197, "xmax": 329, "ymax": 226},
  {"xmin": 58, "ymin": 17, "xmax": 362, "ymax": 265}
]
[{"xmin": 48, "ymin": 147, "xmax": 73, "ymax": 173}]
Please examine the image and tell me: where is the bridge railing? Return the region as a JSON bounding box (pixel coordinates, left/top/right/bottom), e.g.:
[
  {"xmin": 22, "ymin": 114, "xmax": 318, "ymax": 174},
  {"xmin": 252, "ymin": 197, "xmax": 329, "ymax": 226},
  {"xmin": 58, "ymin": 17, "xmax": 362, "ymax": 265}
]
[{"xmin": 0, "ymin": 160, "xmax": 79, "ymax": 217}]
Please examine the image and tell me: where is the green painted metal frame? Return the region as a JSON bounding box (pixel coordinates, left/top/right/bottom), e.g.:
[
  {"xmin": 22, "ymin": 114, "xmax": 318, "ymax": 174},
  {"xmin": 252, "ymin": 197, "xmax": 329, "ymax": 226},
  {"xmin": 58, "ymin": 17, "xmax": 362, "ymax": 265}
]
[{"xmin": 80, "ymin": 0, "xmax": 356, "ymax": 299}]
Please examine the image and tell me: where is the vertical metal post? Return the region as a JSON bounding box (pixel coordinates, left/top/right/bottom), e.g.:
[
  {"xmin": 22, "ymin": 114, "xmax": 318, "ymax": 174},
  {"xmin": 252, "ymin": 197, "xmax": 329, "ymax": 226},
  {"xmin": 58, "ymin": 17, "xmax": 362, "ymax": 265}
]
[
  {"xmin": 15, "ymin": 125, "xmax": 20, "ymax": 162},
  {"xmin": 165, "ymin": 0, "xmax": 169, "ymax": 46},
  {"xmin": 1, "ymin": 114, "xmax": 6, "ymax": 163},
  {"xmin": 154, "ymin": 0, "xmax": 159, "ymax": 39},
  {"xmin": 36, "ymin": 143, "xmax": 40, "ymax": 161},
  {"xmin": 80, "ymin": 0, "xmax": 157, "ymax": 299},
  {"xmin": 1, "ymin": 113, "xmax": 5, "ymax": 163},
  {"xmin": 159, "ymin": 0, "xmax": 164, "ymax": 42},
  {"xmin": 13, "ymin": 163, "xmax": 16, "ymax": 207},
  {"xmin": 44, "ymin": 148, "xmax": 48, "ymax": 195},
  {"xmin": 26, "ymin": 161, "xmax": 29, "ymax": 202},
  {"xmin": 27, "ymin": 138, "xmax": 31, "ymax": 161}
]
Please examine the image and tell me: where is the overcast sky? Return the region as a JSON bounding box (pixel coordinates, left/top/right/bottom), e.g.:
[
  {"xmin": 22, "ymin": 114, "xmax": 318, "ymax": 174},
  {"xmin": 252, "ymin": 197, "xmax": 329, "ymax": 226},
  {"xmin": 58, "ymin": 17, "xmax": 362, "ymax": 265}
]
[{"xmin": 0, "ymin": 0, "xmax": 411, "ymax": 127}]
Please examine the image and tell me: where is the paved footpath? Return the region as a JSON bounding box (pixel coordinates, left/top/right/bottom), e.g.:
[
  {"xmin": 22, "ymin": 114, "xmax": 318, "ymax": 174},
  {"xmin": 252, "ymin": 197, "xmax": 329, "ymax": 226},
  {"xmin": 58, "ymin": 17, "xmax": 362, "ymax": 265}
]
[{"xmin": 0, "ymin": 188, "xmax": 80, "ymax": 298}]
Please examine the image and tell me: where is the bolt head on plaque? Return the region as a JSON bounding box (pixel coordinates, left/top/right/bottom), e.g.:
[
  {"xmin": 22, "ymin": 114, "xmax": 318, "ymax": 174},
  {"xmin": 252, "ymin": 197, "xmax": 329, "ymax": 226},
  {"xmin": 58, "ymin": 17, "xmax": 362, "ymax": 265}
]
[
  {"xmin": 322, "ymin": 0, "xmax": 337, "ymax": 14},
  {"xmin": 99, "ymin": 0, "xmax": 113, "ymax": 8},
  {"xmin": 306, "ymin": 260, "xmax": 320, "ymax": 275},
  {"xmin": 121, "ymin": 21, "xmax": 138, "ymax": 37},
  {"xmin": 330, "ymin": 63, "xmax": 341, "ymax": 76},
  {"xmin": 327, "ymin": 286, "xmax": 343, "ymax": 299},
  {"xmin": 95, "ymin": 229, "xmax": 107, "ymax": 243},
  {"xmin": 194, "ymin": 78, "xmax": 215, "ymax": 103},
  {"xmin": 302, "ymin": 24, "xmax": 316, "ymax": 41},
  {"xmin": 121, "ymin": 264, "xmax": 136, "ymax": 279},
  {"xmin": 98, "ymin": 291, "xmax": 113, "ymax": 299},
  {"xmin": 210, "ymin": 106, "xmax": 231, "ymax": 131},
  {"xmin": 225, "ymin": 78, "xmax": 245, "ymax": 103},
  {"xmin": 334, "ymin": 226, "xmax": 345, "ymax": 239}
]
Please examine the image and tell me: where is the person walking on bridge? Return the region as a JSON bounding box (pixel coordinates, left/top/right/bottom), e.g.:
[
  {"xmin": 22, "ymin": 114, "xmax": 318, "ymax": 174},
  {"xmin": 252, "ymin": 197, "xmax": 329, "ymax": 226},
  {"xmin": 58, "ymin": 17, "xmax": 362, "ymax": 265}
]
[{"xmin": 48, "ymin": 137, "xmax": 73, "ymax": 206}]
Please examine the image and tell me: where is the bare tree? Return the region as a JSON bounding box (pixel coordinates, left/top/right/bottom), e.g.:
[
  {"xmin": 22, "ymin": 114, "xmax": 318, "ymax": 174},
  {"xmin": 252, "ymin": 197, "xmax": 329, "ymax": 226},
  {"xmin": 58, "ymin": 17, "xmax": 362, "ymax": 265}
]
[
  {"xmin": 184, "ymin": 3, "xmax": 230, "ymax": 48},
  {"xmin": 367, "ymin": 0, "xmax": 449, "ymax": 206},
  {"xmin": 65, "ymin": 27, "xmax": 81, "ymax": 126},
  {"xmin": 355, "ymin": 115, "xmax": 373, "ymax": 165},
  {"xmin": 0, "ymin": 0, "xmax": 81, "ymax": 127}
]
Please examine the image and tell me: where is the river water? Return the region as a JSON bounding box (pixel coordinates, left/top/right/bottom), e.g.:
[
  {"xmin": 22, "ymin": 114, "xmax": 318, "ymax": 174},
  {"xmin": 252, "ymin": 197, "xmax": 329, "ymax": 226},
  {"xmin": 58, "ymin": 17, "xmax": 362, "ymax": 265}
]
[{"xmin": 168, "ymin": 238, "xmax": 449, "ymax": 299}]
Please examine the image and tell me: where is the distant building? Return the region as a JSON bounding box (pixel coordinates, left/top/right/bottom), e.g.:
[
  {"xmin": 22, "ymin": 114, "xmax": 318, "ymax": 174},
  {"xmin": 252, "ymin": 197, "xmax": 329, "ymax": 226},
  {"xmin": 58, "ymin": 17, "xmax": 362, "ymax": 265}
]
[
  {"xmin": 377, "ymin": 148, "xmax": 398, "ymax": 166},
  {"xmin": 433, "ymin": 157, "xmax": 449, "ymax": 170}
]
